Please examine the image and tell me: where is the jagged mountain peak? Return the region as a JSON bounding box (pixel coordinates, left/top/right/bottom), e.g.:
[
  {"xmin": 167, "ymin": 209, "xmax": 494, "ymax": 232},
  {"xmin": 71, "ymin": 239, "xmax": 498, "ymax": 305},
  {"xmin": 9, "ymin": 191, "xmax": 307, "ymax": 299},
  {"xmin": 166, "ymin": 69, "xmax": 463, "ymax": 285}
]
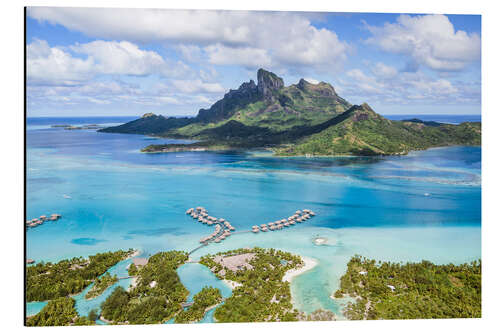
[
  {"xmin": 257, "ymin": 68, "xmax": 284, "ymax": 99},
  {"xmin": 297, "ymin": 78, "xmax": 337, "ymax": 97}
]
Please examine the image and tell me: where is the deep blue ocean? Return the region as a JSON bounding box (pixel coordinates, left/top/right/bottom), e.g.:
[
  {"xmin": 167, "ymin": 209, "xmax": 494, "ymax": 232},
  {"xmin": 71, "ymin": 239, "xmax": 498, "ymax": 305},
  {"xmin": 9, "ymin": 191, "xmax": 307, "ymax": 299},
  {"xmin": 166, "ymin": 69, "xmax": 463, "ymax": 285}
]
[{"xmin": 26, "ymin": 115, "xmax": 481, "ymax": 319}]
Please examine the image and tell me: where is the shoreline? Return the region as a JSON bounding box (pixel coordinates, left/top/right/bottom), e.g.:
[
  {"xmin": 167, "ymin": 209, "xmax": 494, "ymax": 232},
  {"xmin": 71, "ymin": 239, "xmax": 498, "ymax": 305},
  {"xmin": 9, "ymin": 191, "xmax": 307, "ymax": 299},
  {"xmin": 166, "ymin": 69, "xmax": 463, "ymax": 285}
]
[
  {"xmin": 222, "ymin": 279, "xmax": 242, "ymax": 290},
  {"xmin": 283, "ymin": 256, "xmax": 318, "ymax": 283}
]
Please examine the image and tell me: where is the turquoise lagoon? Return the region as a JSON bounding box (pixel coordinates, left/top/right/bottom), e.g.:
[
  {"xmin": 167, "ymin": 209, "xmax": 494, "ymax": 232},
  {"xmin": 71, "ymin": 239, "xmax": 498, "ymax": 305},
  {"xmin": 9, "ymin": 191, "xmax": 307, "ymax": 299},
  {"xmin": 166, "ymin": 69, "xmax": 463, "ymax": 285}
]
[{"xmin": 26, "ymin": 117, "xmax": 481, "ymax": 320}]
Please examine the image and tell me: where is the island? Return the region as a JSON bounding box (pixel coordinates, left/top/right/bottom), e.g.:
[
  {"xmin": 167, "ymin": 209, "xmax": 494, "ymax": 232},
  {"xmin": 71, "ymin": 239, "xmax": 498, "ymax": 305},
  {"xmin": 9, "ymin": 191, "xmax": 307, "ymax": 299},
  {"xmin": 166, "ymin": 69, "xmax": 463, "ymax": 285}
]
[
  {"xmin": 200, "ymin": 247, "xmax": 313, "ymax": 322},
  {"xmin": 26, "ymin": 249, "xmax": 135, "ymax": 302},
  {"xmin": 85, "ymin": 272, "xmax": 118, "ymax": 300},
  {"xmin": 26, "ymin": 297, "xmax": 95, "ymax": 326},
  {"xmin": 99, "ymin": 251, "xmax": 189, "ymax": 324},
  {"xmin": 100, "ymin": 69, "xmax": 481, "ymax": 156},
  {"xmin": 174, "ymin": 287, "xmax": 223, "ymax": 324},
  {"xmin": 333, "ymin": 255, "xmax": 481, "ymax": 319},
  {"xmin": 26, "ymin": 248, "xmax": 482, "ymax": 325}
]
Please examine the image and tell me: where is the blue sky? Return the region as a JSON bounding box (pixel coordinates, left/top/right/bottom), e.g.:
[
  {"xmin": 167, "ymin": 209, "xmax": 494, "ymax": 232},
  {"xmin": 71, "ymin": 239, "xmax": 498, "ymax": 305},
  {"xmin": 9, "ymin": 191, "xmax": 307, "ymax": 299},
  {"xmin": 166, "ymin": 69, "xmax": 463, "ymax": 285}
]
[{"xmin": 26, "ymin": 8, "xmax": 481, "ymax": 117}]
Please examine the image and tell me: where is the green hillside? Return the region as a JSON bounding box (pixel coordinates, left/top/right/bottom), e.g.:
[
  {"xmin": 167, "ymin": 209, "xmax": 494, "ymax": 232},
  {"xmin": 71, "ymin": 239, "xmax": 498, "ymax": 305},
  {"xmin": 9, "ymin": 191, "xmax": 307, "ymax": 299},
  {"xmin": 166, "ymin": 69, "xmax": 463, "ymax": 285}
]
[
  {"xmin": 100, "ymin": 69, "xmax": 351, "ymax": 136},
  {"xmin": 275, "ymin": 104, "xmax": 481, "ymax": 156}
]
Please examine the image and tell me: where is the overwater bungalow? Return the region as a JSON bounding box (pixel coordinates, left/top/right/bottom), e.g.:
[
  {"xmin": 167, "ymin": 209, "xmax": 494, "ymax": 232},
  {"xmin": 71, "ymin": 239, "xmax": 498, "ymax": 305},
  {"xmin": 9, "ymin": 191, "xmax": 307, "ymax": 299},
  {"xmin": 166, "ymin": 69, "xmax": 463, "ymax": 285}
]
[
  {"xmin": 284, "ymin": 222, "xmax": 290, "ymax": 227},
  {"xmin": 295, "ymin": 210, "xmax": 301, "ymax": 214},
  {"xmin": 252, "ymin": 228, "xmax": 259, "ymax": 233},
  {"xmin": 261, "ymin": 227, "xmax": 268, "ymax": 232},
  {"xmin": 39, "ymin": 215, "xmax": 47, "ymax": 220},
  {"xmin": 287, "ymin": 217, "xmax": 293, "ymax": 221},
  {"xmin": 260, "ymin": 224, "xmax": 267, "ymax": 228},
  {"xmin": 290, "ymin": 221, "xmax": 296, "ymax": 225},
  {"xmin": 207, "ymin": 221, "xmax": 213, "ymax": 225},
  {"xmin": 27, "ymin": 259, "xmax": 35, "ymax": 264},
  {"xmin": 229, "ymin": 226, "xmax": 235, "ymax": 231},
  {"xmin": 215, "ymin": 238, "xmax": 221, "ymax": 243},
  {"xmin": 219, "ymin": 218, "xmax": 225, "ymax": 222},
  {"xmin": 186, "ymin": 208, "xmax": 193, "ymax": 214},
  {"xmin": 310, "ymin": 211, "xmax": 316, "ymax": 216},
  {"xmin": 268, "ymin": 222, "xmax": 274, "ymax": 227}
]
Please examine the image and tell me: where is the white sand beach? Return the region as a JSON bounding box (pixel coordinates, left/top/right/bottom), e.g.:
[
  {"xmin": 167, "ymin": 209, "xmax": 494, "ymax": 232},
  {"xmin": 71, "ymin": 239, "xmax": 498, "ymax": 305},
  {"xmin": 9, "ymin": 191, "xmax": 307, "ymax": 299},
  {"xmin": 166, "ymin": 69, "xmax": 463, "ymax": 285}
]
[
  {"xmin": 127, "ymin": 277, "xmax": 138, "ymax": 292},
  {"xmin": 126, "ymin": 249, "xmax": 141, "ymax": 260},
  {"xmin": 283, "ymin": 256, "xmax": 318, "ymax": 283},
  {"xmin": 222, "ymin": 279, "xmax": 243, "ymax": 290}
]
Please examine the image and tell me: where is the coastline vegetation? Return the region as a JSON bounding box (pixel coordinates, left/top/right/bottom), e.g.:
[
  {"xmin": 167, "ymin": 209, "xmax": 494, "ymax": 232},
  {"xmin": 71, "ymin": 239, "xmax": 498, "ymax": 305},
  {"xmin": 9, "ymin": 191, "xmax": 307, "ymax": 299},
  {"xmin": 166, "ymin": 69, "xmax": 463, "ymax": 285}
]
[
  {"xmin": 199, "ymin": 247, "xmax": 303, "ymax": 322},
  {"xmin": 26, "ymin": 249, "xmax": 134, "ymax": 302},
  {"xmin": 100, "ymin": 251, "xmax": 189, "ymax": 324},
  {"xmin": 297, "ymin": 309, "xmax": 337, "ymax": 321},
  {"xmin": 334, "ymin": 255, "xmax": 481, "ymax": 319},
  {"xmin": 85, "ymin": 272, "xmax": 118, "ymax": 299},
  {"xmin": 26, "ymin": 297, "xmax": 94, "ymax": 326},
  {"xmin": 175, "ymin": 287, "xmax": 223, "ymax": 323}
]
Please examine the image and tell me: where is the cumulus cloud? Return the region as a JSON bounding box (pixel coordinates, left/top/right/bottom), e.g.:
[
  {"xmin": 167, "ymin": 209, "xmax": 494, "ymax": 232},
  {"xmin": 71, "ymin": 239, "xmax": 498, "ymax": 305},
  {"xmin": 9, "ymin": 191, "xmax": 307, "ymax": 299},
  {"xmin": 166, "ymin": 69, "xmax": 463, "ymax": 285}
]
[
  {"xmin": 372, "ymin": 62, "xmax": 398, "ymax": 79},
  {"xmin": 28, "ymin": 7, "xmax": 349, "ymax": 72},
  {"xmin": 27, "ymin": 38, "xmax": 196, "ymax": 86},
  {"xmin": 70, "ymin": 40, "xmax": 165, "ymax": 76},
  {"xmin": 205, "ymin": 44, "xmax": 272, "ymax": 68},
  {"xmin": 365, "ymin": 14, "xmax": 481, "ymax": 71},
  {"xmin": 171, "ymin": 79, "xmax": 225, "ymax": 94},
  {"xmin": 27, "ymin": 39, "xmax": 94, "ymax": 85},
  {"xmin": 340, "ymin": 63, "xmax": 476, "ymax": 105}
]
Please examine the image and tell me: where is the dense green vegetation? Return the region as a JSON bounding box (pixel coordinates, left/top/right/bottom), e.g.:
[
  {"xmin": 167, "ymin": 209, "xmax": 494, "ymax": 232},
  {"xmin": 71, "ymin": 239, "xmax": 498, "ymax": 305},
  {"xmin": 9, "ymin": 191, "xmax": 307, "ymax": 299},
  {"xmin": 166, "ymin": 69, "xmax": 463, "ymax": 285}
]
[
  {"xmin": 99, "ymin": 113, "xmax": 195, "ymax": 135},
  {"xmin": 276, "ymin": 104, "xmax": 481, "ymax": 156},
  {"xmin": 100, "ymin": 251, "xmax": 189, "ymax": 324},
  {"xmin": 127, "ymin": 262, "xmax": 138, "ymax": 276},
  {"xmin": 334, "ymin": 255, "xmax": 481, "ymax": 320},
  {"xmin": 200, "ymin": 247, "xmax": 303, "ymax": 322},
  {"xmin": 297, "ymin": 309, "xmax": 337, "ymax": 321},
  {"xmin": 175, "ymin": 287, "xmax": 223, "ymax": 323},
  {"xmin": 26, "ymin": 249, "xmax": 134, "ymax": 302},
  {"xmin": 26, "ymin": 297, "xmax": 94, "ymax": 326},
  {"xmin": 85, "ymin": 272, "xmax": 118, "ymax": 299}
]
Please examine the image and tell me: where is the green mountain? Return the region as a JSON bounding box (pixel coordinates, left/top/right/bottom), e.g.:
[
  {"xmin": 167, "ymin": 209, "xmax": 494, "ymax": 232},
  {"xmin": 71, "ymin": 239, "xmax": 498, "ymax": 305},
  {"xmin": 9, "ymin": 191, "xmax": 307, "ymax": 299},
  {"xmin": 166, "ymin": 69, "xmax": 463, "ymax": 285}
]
[
  {"xmin": 99, "ymin": 112, "xmax": 195, "ymax": 135},
  {"xmin": 100, "ymin": 69, "xmax": 481, "ymax": 156},
  {"xmin": 275, "ymin": 103, "xmax": 481, "ymax": 156},
  {"xmin": 100, "ymin": 69, "xmax": 351, "ymax": 136}
]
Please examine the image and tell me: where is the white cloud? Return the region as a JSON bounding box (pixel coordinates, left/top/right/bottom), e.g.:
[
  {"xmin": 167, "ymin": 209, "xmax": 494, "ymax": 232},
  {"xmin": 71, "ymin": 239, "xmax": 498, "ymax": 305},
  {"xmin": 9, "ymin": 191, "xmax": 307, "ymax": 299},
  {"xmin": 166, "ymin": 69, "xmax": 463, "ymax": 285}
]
[
  {"xmin": 347, "ymin": 69, "xmax": 384, "ymax": 94},
  {"xmin": 70, "ymin": 40, "xmax": 165, "ymax": 76},
  {"xmin": 171, "ymin": 79, "xmax": 225, "ymax": 94},
  {"xmin": 341, "ymin": 65, "xmax": 474, "ymax": 105},
  {"xmin": 28, "ymin": 8, "xmax": 349, "ymax": 72},
  {"xmin": 27, "ymin": 39, "xmax": 94, "ymax": 85},
  {"xmin": 27, "ymin": 39, "xmax": 200, "ymax": 87},
  {"xmin": 372, "ymin": 62, "xmax": 398, "ymax": 79},
  {"xmin": 365, "ymin": 14, "xmax": 481, "ymax": 71},
  {"xmin": 304, "ymin": 78, "xmax": 320, "ymax": 84},
  {"xmin": 205, "ymin": 44, "xmax": 272, "ymax": 68}
]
